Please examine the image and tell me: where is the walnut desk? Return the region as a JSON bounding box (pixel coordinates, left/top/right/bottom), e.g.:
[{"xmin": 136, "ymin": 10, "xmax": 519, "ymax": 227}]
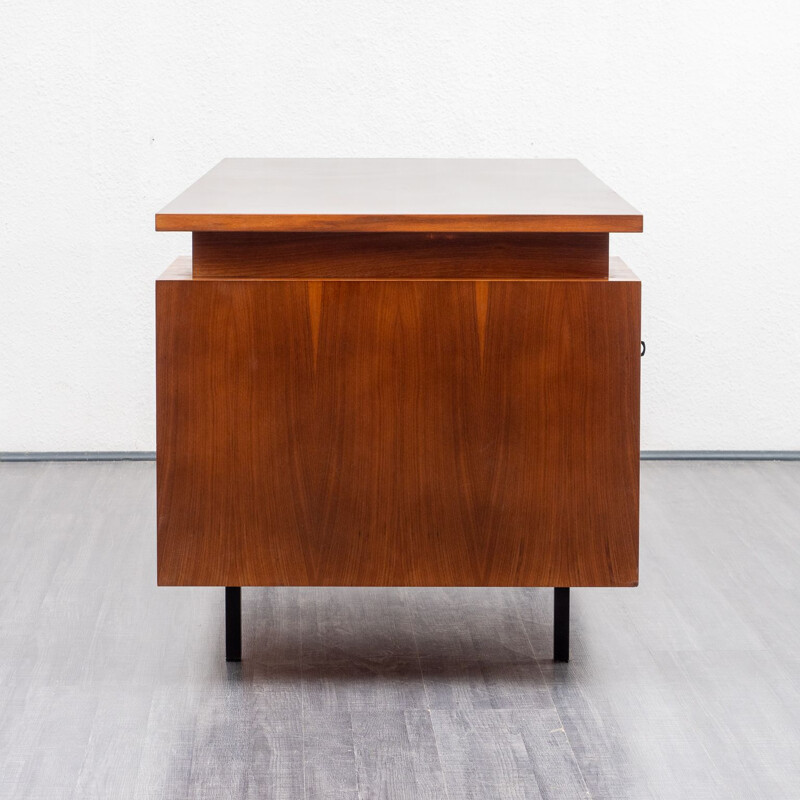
[{"xmin": 155, "ymin": 158, "xmax": 642, "ymax": 663}]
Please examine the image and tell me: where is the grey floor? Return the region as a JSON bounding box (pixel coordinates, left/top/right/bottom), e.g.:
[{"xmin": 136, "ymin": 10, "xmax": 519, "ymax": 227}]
[{"xmin": 1, "ymin": 462, "xmax": 799, "ymax": 799}]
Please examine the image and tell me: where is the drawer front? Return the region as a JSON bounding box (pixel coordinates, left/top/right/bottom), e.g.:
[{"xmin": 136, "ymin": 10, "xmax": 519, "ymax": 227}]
[{"xmin": 156, "ymin": 276, "xmax": 640, "ymax": 587}]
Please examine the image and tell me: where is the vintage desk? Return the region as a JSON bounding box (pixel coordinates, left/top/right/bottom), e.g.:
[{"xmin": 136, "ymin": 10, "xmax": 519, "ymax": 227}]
[{"xmin": 155, "ymin": 159, "xmax": 642, "ymax": 662}]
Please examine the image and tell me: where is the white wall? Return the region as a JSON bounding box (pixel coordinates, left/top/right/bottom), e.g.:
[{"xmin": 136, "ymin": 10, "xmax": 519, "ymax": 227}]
[{"xmin": 2, "ymin": 0, "xmax": 799, "ymax": 451}]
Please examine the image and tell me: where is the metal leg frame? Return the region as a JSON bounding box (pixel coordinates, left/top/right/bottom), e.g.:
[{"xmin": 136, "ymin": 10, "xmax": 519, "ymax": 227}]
[
  {"xmin": 224, "ymin": 585, "xmax": 567, "ymax": 663},
  {"xmin": 225, "ymin": 586, "xmax": 242, "ymax": 662},
  {"xmin": 553, "ymin": 587, "xmax": 569, "ymax": 662}
]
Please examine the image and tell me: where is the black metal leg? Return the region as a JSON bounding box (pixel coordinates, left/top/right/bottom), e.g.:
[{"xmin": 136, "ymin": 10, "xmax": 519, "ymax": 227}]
[
  {"xmin": 554, "ymin": 587, "xmax": 569, "ymax": 662},
  {"xmin": 225, "ymin": 586, "xmax": 241, "ymax": 662}
]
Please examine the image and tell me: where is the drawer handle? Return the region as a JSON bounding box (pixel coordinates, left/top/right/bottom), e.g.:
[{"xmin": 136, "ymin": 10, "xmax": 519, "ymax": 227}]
[{"xmin": 641, "ymin": 340, "xmax": 646, "ymax": 357}]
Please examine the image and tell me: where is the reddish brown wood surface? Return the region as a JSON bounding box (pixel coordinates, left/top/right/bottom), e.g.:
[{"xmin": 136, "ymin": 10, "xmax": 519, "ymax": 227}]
[
  {"xmin": 162, "ymin": 213, "xmax": 642, "ymax": 234},
  {"xmin": 192, "ymin": 232, "xmax": 609, "ymax": 279},
  {"xmin": 156, "ymin": 258, "xmax": 640, "ymax": 587}
]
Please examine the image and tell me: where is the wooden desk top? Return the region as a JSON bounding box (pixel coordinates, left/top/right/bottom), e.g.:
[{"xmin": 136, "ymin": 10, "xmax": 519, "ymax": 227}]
[{"xmin": 156, "ymin": 158, "xmax": 642, "ymax": 234}]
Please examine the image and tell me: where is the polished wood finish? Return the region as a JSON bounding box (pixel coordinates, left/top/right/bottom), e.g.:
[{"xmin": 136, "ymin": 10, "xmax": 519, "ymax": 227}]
[
  {"xmin": 156, "ymin": 258, "xmax": 640, "ymax": 587},
  {"xmin": 192, "ymin": 232, "xmax": 610, "ymax": 280},
  {"xmin": 157, "ymin": 159, "xmax": 642, "ymax": 233}
]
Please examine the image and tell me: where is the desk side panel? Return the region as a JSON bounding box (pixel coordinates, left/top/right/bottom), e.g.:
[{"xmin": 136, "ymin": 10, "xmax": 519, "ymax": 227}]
[{"xmin": 156, "ymin": 275, "xmax": 640, "ymax": 586}]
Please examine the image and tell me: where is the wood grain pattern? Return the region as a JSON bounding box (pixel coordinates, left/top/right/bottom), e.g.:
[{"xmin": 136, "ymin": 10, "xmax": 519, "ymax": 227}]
[
  {"xmin": 351, "ymin": 709, "xmax": 448, "ymax": 800},
  {"xmin": 156, "ymin": 259, "xmax": 640, "ymax": 587},
  {"xmin": 191, "ymin": 232, "xmax": 610, "ymax": 279},
  {"xmin": 429, "ymin": 709, "xmax": 589, "ymax": 799},
  {"xmin": 163, "ymin": 213, "xmax": 642, "ymax": 234},
  {"xmin": 156, "ymin": 158, "xmax": 642, "ymax": 233}
]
